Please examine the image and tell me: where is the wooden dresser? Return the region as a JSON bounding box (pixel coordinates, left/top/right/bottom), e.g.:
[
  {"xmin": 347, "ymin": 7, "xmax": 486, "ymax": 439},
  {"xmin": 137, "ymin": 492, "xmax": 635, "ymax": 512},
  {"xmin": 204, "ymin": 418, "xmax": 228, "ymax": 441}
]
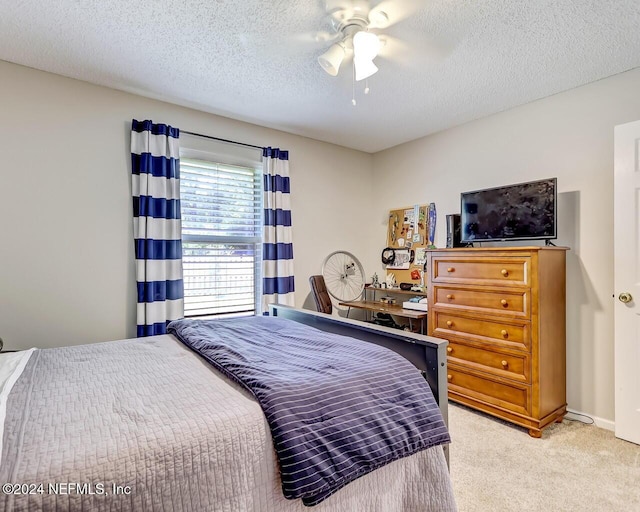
[{"xmin": 426, "ymin": 247, "xmax": 567, "ymax": 437}]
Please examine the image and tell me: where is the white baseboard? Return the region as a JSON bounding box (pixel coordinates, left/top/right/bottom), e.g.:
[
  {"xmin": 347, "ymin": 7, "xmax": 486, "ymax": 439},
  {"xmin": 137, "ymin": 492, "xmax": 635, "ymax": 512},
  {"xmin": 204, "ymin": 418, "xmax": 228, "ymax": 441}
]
[{"xmin": 566, "ymin": 408, "xmax": 615, "ymax": 431}]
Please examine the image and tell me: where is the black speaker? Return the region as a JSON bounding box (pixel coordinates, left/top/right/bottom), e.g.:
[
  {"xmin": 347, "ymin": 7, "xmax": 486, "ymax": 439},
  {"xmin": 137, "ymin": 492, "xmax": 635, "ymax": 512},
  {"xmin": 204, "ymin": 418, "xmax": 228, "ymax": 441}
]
[{"xmin": 446, "ymin": 214, "xmax": 463, "ymax": 248}]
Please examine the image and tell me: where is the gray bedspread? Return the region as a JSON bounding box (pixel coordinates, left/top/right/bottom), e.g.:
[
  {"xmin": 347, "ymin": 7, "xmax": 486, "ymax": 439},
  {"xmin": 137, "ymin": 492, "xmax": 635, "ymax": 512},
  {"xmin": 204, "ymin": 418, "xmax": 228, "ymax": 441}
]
[
  {"xmin": 168, "ymin": 316, "xmax": 450, "ymax": 506},
  {"xmin": 0, "ymin": 335, "xmax": 457, "ymax": 511}
]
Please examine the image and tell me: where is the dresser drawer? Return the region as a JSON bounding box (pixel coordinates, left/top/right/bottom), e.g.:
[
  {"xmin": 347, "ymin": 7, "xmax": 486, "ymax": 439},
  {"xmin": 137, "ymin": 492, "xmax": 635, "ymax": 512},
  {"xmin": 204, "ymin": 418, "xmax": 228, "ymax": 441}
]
[
  {"xmin": 446, "ymin": 341, "xmax": 530, "ymax": 383},
  {"xmin": 432, "ymin": 256, "xmax": 530, "ymax": 287},
  {"xmin": 432, "ymin": 311, "xmax": 531, "ymax": 352},
  {"xmin": 433, "ymin": 285, "xmax": 530, "ymax": 318},
  {"xmin": 447, "ymin": 365, "xmax": 530, "ymax": 415}
]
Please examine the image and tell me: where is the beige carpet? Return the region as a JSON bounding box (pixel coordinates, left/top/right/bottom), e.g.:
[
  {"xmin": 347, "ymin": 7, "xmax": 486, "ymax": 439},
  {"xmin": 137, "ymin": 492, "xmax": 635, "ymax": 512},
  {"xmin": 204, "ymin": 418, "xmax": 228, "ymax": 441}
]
[{"xmin": 448, "ymin": 403, "xmax": 640, "ymax": 511}]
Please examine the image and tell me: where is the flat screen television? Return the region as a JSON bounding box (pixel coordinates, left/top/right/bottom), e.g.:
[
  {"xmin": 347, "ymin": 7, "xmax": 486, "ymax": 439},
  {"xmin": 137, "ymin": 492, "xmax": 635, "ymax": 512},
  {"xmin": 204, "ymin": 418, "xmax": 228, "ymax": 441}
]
[{"xmin": 460, "ymin": 178, "xmax": 557, "ymax": 243}]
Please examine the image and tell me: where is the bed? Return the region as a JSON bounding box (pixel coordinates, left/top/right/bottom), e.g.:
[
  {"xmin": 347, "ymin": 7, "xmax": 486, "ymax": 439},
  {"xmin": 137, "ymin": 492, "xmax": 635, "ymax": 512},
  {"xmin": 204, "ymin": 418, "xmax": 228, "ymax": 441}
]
[{"xmin": 0, "ymin": 305, "xmax": 456, "ymax": 511}]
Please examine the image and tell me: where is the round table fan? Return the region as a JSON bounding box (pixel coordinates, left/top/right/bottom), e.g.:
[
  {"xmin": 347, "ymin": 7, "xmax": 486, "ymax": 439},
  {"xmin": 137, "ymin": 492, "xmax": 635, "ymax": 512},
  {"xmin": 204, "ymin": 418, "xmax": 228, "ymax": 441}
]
[{"xmin": 321, "ymin": 251, "xmax": 365, "ymax": 302}]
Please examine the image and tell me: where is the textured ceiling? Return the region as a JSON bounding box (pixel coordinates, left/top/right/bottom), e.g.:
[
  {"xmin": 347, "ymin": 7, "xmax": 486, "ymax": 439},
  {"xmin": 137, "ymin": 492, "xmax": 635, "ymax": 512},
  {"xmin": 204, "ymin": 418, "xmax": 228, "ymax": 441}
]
[{"xmin": 1, "ymin": 1, "xmax": 639, "ymax": 153}]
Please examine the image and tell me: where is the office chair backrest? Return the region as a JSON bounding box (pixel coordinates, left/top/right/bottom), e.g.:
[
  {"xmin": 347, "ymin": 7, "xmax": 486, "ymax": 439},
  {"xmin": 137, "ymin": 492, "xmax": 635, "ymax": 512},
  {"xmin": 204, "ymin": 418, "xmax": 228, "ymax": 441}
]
[{"xmin": 309, "ymin": 275, "xmax": 332, "ymax": 314}]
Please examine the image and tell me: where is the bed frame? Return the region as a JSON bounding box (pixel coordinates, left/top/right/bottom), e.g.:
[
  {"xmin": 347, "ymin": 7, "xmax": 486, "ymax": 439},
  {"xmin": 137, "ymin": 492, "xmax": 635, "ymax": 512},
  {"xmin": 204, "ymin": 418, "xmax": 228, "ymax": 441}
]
[{"xmin": 270, "ymin": 305, "xmax": 450, "ymax": 428}]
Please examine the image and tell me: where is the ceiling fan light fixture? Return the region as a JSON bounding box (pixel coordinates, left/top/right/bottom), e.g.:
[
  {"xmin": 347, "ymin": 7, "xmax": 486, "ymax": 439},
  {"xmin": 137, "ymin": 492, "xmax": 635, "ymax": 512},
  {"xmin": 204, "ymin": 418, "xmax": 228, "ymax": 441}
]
[
  {"xmin": 354, "ymin": 57, "xmax": 378, "ymax": 81},
  {"xmin": 368, "ymin": 10, "xmax": 389, "ymax": 28},
  {"xmin": 318, "ymin": 42, "xmax": 346, "ymax": 76},
  {"xmin": 353, "ymin": 30, "xmax": 381, "ymax": 61}
]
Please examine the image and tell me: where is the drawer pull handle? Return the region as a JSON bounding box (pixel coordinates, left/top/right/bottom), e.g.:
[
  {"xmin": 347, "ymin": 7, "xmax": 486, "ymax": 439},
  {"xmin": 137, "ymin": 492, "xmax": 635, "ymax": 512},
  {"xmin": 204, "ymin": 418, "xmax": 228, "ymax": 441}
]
[
  {"xmin": 501, "ymin": 299, "xmax": 508, "ymax": 307},
  {"xmin": 501, "ymin": 329, "xmax": 508, "ymax": 338},
  {"xmin": 501, "ymin": 269, "xmax": 509, "ymax": 277},
  {"xmin": 446, "ymin": 320, "xmax": 453, "ymax": 327},
  {"xmin": 446, "ymin": 347, "xmax": 453, "ymax": 353},
  {"xmin": 447, "ymin": 374, "xmax": 452, "ymax": 381},
  {"xmin": 447, "ymin": 267, "xmax": 455, "ymax": 273},
  {"xmin": 501, "ymin": 360, "xmax": 509, "ymax": 368},
  {"xmin": 446, "ymin": 294, "xmax": 454, "ymax": 300}
]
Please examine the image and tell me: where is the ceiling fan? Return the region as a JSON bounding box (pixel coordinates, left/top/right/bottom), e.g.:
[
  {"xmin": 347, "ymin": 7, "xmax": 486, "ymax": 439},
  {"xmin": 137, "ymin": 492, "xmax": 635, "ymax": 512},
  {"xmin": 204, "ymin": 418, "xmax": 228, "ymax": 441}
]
[{"xmin": 314, "ymin": 0, "xmax": 422, "ymax": 103}]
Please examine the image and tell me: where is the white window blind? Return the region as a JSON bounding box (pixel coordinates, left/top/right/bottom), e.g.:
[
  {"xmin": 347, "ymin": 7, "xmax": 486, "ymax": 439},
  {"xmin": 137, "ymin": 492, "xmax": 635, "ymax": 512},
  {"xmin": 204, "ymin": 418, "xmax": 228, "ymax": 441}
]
[{"xmin": 180, "ymin": 158, "xmax": 262, "ymax": 317}]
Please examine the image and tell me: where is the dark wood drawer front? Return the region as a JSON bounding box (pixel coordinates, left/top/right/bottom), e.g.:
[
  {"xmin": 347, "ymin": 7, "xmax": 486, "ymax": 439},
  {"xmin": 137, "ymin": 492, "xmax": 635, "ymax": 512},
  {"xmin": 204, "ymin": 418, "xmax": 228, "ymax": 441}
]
[
  {"xmin": 446, "ymin": 342, "xmax": 530, "ymax": 383},
  {"xmin": 447, "ymin": 365, "xmax": 530, "ymax": 415},
  {"xmin": 432, "ymin": 256, "xmax": 530, "ymax": 287},
  {"xmin": 432, "ymin": 311, "xmax": 530, "ymax": 352},
  {"xmin": 433, "ymin": 286, "xmax": 529, "ymax": 318}
]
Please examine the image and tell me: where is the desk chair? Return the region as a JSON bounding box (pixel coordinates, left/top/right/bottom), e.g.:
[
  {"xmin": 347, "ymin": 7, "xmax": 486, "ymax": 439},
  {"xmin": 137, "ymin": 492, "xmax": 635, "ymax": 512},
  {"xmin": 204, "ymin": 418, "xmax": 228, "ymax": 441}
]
[{"xmin": 309, "ymin": 275, "xmax": 332, "ymax": 314}]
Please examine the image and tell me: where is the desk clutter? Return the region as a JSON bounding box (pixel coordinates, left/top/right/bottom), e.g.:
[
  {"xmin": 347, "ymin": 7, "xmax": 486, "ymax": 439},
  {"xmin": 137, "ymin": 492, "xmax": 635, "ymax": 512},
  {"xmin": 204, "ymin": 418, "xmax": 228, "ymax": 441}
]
[
  {"xmin": 403, "ymin": 297, "xmax": 428, "ymax": 312},
  {"xmin": 365, "ymin": 285, "xmax": 426, "ymax": 300},
  {"xmin": 350, "ymin": 202, "xmax": 435, "ymax": 333},
  {"xmin": 383, "ymin": 203, "xmax": 436, "ymax": 288},
  {"xmin": 371, "ymin": 313, "xmax": 403, "ymax": 330},
  {"xmin": 343, "ymin": 285, "xmax": 428, "ymax": 333}
]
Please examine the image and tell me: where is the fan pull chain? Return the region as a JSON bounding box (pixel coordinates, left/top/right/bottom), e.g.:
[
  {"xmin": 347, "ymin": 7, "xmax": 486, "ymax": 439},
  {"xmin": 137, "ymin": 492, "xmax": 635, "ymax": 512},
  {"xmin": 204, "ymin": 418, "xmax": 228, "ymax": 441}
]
[{"xmin": 364, "ymin": 78, "xmax": 370, "ymax": 95}]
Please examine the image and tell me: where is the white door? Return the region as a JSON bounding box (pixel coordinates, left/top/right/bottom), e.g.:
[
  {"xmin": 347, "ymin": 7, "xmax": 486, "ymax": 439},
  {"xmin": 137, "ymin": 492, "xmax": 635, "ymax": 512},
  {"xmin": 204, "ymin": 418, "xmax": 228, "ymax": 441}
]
[{"xmin": 614, "ymin": 119, "xmax": 640, "ymax": 445}]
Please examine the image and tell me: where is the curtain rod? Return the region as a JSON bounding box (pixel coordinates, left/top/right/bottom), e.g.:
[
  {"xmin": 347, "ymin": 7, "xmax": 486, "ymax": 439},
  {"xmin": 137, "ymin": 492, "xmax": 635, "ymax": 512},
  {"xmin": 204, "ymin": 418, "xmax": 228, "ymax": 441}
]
[{"xmin": 181, "ymin": 130, "xmax": 263, "ymax": 151}]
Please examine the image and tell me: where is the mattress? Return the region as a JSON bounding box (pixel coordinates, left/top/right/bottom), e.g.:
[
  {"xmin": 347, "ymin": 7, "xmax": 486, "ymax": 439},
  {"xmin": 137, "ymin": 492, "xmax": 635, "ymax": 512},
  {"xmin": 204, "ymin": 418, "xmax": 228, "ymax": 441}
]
[{"xmin": 0, "ymin": 335, "xmax": 457, "ymax": 511}]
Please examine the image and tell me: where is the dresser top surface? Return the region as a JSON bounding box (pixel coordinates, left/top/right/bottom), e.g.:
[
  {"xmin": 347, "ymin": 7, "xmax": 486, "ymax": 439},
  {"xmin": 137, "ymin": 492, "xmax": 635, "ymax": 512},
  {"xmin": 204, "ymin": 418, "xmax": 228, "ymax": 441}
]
[{"xmin": 428, "ymin": 246, "xmax": 569, "ymax": 252}]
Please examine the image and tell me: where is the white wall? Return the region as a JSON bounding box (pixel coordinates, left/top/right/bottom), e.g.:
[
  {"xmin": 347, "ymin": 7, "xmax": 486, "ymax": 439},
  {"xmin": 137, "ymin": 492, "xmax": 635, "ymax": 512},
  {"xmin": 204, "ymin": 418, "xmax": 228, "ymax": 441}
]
[
  {"xmin": 3, "ymin": 57, "xmax": 638, "ymax": 424},
  {"xmin": 370, "ymin": 67, "xmax": 640, "ymax": 424},
  {"xmin": 0, "ymin": 60, "xmax": 372, "ymax": 350}
]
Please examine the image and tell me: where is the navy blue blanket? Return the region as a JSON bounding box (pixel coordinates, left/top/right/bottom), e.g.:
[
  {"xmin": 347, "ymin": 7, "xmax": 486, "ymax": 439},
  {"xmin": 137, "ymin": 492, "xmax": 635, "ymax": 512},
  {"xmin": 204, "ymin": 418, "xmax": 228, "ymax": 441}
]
[{"xmin": 168, "ymin": 316, "xmax": 450, "ymax": 506}]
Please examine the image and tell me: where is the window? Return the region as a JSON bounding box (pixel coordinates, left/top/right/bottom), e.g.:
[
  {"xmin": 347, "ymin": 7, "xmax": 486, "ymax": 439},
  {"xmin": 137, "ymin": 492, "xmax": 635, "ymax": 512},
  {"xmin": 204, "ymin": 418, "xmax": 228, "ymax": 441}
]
[{"xmin": 180, "ymin": 155, "xmax": 262, "ymax": 317}]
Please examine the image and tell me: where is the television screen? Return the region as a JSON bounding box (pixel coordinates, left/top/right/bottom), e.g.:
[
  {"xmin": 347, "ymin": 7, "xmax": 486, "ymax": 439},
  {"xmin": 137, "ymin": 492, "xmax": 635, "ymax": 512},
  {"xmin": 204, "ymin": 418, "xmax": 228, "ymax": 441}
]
[{"xmin": 460, "ymin": 178, "xmax": 557, "ymax": 243}]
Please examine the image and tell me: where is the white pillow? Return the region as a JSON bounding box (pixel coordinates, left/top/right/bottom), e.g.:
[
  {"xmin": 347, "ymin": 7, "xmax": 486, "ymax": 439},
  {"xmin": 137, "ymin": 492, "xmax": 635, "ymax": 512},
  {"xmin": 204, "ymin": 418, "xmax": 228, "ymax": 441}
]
[{"xmin": 0, "ymin": 348, "xmax": 36, "ymax": 465}]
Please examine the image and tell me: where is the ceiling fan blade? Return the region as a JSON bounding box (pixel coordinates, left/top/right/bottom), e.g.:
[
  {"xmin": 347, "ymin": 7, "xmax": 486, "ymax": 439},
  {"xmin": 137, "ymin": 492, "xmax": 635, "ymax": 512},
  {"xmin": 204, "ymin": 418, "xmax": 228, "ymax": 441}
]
[
  {"xmin": 376, "ymin": 35, "xmax": 412, "ymax": 66},
  {"xmin": 377, "ymin": 33, "xmax": 453, "ymax": 69},
  {"xmin": 237, "ymin": 1, "xmax": 343, "ymax": 57},
  {"xmin": 292, "ymin": 30, "xmax": 341, "ymax": 45},
  {"xmin": 237, "ymin": 29, "xmax": 341, "ymax": 60},
  {"xmin": 368, "ymin": 0, "xmax": 427, "ymax": 29}
]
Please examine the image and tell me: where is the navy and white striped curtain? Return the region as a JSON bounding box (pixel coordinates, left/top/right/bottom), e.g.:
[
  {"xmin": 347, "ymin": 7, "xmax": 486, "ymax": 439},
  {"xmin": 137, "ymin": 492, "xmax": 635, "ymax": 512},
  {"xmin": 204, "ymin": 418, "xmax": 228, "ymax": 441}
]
[
  {"xmin": 131, "ymin": 119, "xmax": 184, "ymax": 336},
  {"xmin": 262, "ymin": 147, "xmax": 295, "ymax": 312}
]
